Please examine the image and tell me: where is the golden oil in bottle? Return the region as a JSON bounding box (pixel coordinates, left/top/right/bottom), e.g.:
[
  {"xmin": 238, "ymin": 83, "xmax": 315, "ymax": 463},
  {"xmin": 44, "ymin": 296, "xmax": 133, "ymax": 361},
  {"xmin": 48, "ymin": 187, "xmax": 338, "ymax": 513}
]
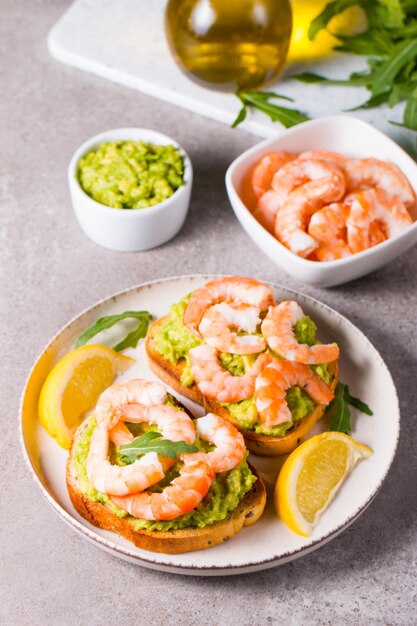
[{"xmin": 165, "ymin": 0, "xmax": 292, "ymax": 92}]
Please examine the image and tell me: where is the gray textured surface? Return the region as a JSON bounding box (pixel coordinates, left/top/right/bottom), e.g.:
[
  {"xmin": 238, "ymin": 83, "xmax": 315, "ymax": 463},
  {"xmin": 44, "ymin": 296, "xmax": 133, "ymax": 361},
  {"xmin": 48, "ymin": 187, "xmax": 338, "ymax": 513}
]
[{"xmin": 2, "ymin": 2, "xmax": 417, "ymax": 625}]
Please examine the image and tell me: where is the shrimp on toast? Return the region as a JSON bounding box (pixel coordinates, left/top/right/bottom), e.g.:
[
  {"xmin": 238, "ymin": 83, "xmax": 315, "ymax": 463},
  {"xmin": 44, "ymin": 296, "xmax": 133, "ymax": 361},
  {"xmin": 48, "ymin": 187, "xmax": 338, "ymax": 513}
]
[
  {"xmin": 255, "ymin": 360, "xmax": 334, "ymax": 429},
  {"xmin": 261, "ymin": 301, "xmax": 339, "ymax": 364},
  {"xmin": 183, "ymin": 276, "xmax": 275, "ymax": 338},
  {"xmin": 190, "ymin": 344, "xmax": 272, "ymax": 403},
  {"xmin": 111, "ymin": 452, "xmax": 214, "ymax": 520},
  {"xmin": 195, "ymin": 413, "xmax": 246, "ymax": 472},
  {"xmin": 199, "ymin": 302, "xmax": 266, "ymax": 354}
]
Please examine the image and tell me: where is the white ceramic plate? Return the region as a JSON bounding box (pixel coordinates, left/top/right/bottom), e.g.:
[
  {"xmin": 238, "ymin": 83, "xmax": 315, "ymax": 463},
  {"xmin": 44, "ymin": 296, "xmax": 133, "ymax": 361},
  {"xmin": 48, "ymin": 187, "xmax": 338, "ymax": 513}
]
[{"xmin": 20, "ymin": 276, "xmax": 399, "ymax": 576}]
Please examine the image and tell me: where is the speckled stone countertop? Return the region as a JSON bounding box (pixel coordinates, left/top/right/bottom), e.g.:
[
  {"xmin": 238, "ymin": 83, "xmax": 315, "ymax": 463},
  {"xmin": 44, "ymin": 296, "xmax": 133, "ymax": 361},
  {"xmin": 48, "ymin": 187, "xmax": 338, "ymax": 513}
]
[{"xmin": 2, "ymin": 2, "xmax": 416, "ymax": 624}]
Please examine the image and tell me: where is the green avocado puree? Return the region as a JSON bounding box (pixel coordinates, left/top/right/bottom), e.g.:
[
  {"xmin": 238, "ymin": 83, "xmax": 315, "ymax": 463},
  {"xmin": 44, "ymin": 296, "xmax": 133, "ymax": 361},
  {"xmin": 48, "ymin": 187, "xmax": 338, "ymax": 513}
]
[
  {"xmin": 153, "ymin": 297, "xmax": 332, "ymax": 437},
  {"xmin": 73, "ymin": 415, "xmax": 256, "ymax": 531},
  {"xmin": 77, "ymin": 140, "xmax": 184, "ymax": 209}
]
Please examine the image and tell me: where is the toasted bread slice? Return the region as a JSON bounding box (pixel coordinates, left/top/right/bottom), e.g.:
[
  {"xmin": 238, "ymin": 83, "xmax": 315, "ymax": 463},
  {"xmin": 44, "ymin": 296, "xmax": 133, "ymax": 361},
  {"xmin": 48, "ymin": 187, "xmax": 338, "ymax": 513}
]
[
  {"xmin": 67, "ymin": 417, "xmax": 266, "ymax": 555},
  {"xmin": 146, "ymin": 319, "xmax": 339, "ymax": 456}
]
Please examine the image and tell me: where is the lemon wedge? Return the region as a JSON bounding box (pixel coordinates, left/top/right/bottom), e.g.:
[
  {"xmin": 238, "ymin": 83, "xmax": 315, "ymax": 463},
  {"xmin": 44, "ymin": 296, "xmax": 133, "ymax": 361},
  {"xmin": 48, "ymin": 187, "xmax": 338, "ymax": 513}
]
[
  {"xmin": 38, "ymin": 344, "xmax": 135, "ymax": 450},
  {"xmin": 288, "ymin": 1, "xmax": 368, "ymax": 62},
  {"xmin": 274, "ymin": 432, "xmax": 372, "ymax": 536}
]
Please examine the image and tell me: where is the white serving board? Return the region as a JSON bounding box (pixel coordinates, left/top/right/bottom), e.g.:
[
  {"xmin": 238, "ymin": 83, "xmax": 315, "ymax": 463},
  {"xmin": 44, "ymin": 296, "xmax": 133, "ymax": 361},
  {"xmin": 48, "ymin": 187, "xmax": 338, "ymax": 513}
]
[{"xmin": 48, "ymin": 0, "xmax": 413, "ymax": 144}]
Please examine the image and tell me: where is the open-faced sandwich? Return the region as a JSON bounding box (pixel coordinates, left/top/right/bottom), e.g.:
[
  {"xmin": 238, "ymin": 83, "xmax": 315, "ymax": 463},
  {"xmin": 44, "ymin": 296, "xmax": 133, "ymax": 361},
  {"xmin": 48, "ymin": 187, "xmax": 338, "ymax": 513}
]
[
  {"xmin": 146, "ymin": 276, "xmax": 339, "ymax": 456},
  {"xmin": 67, "ymin": 377, "xmax": 266, "ymax": 554}
]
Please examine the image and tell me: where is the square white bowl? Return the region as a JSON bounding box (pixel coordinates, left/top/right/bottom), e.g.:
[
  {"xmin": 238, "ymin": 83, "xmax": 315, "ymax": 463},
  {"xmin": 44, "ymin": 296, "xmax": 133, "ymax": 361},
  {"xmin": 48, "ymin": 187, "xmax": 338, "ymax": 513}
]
[{"xmin": 225, "ymin": 115, "xmax": 417, "ymax": 287}]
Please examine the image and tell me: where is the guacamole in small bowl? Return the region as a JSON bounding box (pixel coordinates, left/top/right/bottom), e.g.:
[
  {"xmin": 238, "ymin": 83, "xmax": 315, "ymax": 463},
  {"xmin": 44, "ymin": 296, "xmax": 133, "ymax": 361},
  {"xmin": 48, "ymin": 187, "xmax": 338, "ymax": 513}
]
[{"xmin": 77, "ymin": 140, "xmax": 185, "ymax": 209}]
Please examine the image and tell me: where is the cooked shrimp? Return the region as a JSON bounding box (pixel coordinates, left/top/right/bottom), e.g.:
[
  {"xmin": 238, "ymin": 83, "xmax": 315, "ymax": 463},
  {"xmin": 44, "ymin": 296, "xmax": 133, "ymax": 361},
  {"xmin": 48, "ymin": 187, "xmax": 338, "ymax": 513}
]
[
  {"xmin": 111, "ymin": 403, "xmax": 196, "ymax": 445},
  {"xmin": 87, "ymin": 425, "xmax": 169, "ymax": 496},
  {"xmin": 308, "ymin": 202, "xmax": 352, "ymax": 261},
  {"xmin": 96, "ymin": 379, "xmax": 167, "ymax": 428},
  {"xmin": 255, "ymin": 360, "xmax": 334, "ymax": 428},
  {"xmin": 346, "ymin": 189, "xmax": 413, "ymax": 253},
  {"xmin": 87, "ymin": 390, "xmax": 195, "ymax": 496},
  {"xmin": 109, "ymin": 421, "xmax": 134, "ymax": 446},
  {"xmin": 190, "ymin": 344, "xmax": 272, "ymax": 403},
  {"xmin": 111, "ymin": 452, "xmax": 214, "ymax": 520},
  {"xmin": 261, "ymin": 301, "xmax": 339, "ymax": 364},
  {"xmin": 183, "ymin": 276, "xmax": 275, "ymax": 339},
  {"xmin": 271, "ymin": 158, "xmax": 345, "ymax": 200},
  {"xmin": 253, "ymin": 189, "xmax": 284, "ymax": 234},
  {"xmin": 195, "ymin": 413, "xmax": 245, "ymax": 472},
  {"xmin": 199, "ymin": 302, "xmax": 266, "ymax": 355},
  {"xmin": 275, "ymin": 160, "xmax": 345, "ymax": 257},
  {"xmin": 298, "ymin": 150, "xmax": 351, "ymax": 169},
  {"xmin": 251, "ymin": 151, "xmax": 295, "ymax": 199},
  {"xmin": 345, "ymin": 158, "xmax": 415, "ymax": 207}
]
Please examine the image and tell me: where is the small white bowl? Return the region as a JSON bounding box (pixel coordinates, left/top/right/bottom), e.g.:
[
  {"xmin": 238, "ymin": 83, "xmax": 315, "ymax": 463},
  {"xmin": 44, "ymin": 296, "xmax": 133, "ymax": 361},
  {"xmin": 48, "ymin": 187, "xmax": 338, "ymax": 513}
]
[
  {"xmin": 68, "ymin": 128, "xmax": 193, "ymax": 251},
  {"xmin": 225, "ymin": 115, "xmax": 417, "ymax": 287}
]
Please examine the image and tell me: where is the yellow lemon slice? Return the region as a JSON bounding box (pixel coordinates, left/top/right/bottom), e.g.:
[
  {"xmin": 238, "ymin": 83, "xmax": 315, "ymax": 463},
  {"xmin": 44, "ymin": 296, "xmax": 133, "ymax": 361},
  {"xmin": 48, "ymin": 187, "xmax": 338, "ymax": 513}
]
[
  {"xmin": 38, "ymin": 344, "xmax": 135, "ymax": 450},
  {"xmin": 288, "ymin": 1, "xmax": 368, "ymax": 63},
  {"xmin": 274, "ymin": 432, "xmax": 372, "ymax": 536}
]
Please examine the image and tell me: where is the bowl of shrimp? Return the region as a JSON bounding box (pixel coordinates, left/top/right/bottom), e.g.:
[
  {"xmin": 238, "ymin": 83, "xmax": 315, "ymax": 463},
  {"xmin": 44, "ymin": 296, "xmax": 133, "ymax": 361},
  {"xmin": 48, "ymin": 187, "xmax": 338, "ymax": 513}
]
[{"xmin": 225, "ymin": 115, "xmax": 417, "ymax": 287}]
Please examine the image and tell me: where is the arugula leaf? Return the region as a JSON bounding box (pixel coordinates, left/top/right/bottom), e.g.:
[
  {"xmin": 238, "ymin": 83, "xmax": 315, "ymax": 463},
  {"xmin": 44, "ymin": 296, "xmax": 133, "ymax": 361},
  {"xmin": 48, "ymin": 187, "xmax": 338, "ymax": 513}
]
[
  {"xmin": 231, "ymin": 105, "xmax": 247, "ymax": 128},
  {"xmin": 403, "ymin": 93, "xmax": 417, "ymax": 128},
  {"xmin": 308, "ymin": 0, "xmax": 360, "ymax": 40},
  {"xmin": 326, "ymin": 383, "xmax": 373, "ymax": 433},
  {"xmin": 327, "ymin": 383, "xmax": 352, "ymax": 434},
  {"xmin": 335, "ymin": 30, "xmax": 395, "ymax": 56},
  {"xmin": 345, "ymin": 389, "xmax": 374, "ymax": 415},
  {"xmin": 346, "ymin": 91, "xmax": 391, "ymax": 110},
  {"xmin": 233, "ymin": 91, "xmax": 310, "ymax": 129},
  {"xmin": 371, "ymin": 38, "xmax": 417, "ymax": 95},
  {"xmin": 297, "ymin": 0, "xmax": 417, "ymax": 130},
  {"xmin": 119, "ymin": 431, "xmax": 198, "ymax": 464},
  {"xmin": 388, "ymin": 79, "xmax": 417, "ymax": 106},
  {"xmin": 366, "ymin": 0, "xmax": 405, "ymax": 29},
  {"xmin": 390, "ymin": 93, "xmax": 417, "ymax": 129},
  {"xmin": 295, "ymin": 71, "xmax": 372, "ymax": 87},
  {"xmin": 75, "ymin": 310, "xmax": 152, "ymax": 351}
]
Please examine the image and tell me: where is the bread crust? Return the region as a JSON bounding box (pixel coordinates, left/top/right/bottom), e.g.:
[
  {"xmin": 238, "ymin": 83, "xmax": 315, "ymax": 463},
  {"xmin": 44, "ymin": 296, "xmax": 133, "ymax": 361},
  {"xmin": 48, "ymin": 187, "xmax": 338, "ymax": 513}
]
[
  {"xmin": 67, "ymin": 417, "xmax": 266, "ymax": 555},
  {"xmin": 146, "ymin": 319, "xmax": 339, "ymax": 456}
]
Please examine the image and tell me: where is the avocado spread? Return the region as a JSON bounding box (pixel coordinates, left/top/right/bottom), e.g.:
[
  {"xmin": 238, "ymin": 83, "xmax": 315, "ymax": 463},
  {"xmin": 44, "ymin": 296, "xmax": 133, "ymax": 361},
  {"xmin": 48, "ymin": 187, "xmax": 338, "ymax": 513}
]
[
  {"xmin": 153, "ymin": 297, "xmax": 332, "ymax": 436},
  {"xmin": 77, "ymin": 140, "xmax": 184, "ymax": 209},
  {"xmin": 74, "ymin": 415, "xmax": 256, "ymax": 531}
]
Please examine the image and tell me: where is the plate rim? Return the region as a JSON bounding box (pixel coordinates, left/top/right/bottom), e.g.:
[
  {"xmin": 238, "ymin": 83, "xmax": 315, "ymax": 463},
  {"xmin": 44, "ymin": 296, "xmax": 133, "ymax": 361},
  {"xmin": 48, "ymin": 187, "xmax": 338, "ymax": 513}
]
[{"xmin": 19, "ymin": 274, "xmax": 400, "ymax": 575}]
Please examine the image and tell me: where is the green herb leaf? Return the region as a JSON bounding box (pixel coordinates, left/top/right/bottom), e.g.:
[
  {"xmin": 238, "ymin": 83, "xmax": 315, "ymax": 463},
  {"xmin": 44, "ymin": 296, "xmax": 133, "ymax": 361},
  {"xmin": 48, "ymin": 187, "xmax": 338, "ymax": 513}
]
[
  {"xmin": 326, "ymin": 382, "xmax": 373, "ymax": 433},
  {"xmin": 388, "ymin": 80, "xmax": 417, "ymax": 106},
  {"xmin": 345, "ymin": 388, "xmax": 374, "ymax": 415},
  {"xmin": 390, "ymin": 93, "xmax": 417, "ymax": 129},
  {"xmin": 366, "ymin": 0, "xmax": 405, "ymax": 29},
  {"xmin": 75, "ymin": 310, "xmax": 153, "ymax": 351},
  {"xmin": 327, "ymin": 383, "xmax": 352, "ymax": 434},
  {"xmin": 119, "ymin": 431, "xmax": 199, "ymax": 464},
  {"xmin": 403, "ymin": 94, "xmax": 417, "ymax": 129},
  {"xmin": 298, "ymin": 0, "xmax": 417, "ymax": 132},
  {"xmin": 371, "ymin": 39, "xmax": 417, "ymax": 95},
  {"xmin": 294, "ymin": 71, "xmax": 372, "ymax": 87},
  {"xmin": 335, "ymin": 30, "xmax": 395, "ymax": 56},
  {"xmin": 346, "ymin": 91, "xmax": 391, "ymax": 110},
  {"xmin": 308, "ymin": 0, "xmax": 360, "ymax": 40},
  {"xmin": 231, "ymin": 105, "xmax": 247, "ymax": 128},
  {"xmin": 234, "ymin": 91, "xmax": 310, "ymax": 129}
]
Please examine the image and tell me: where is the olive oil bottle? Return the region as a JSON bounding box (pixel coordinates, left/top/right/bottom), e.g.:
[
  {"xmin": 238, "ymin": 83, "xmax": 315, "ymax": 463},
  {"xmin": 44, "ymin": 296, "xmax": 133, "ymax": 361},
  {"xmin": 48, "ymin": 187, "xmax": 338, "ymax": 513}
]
[{"xmin": 165, "ymin": 0, "xmax": 292, "ymax": 92}]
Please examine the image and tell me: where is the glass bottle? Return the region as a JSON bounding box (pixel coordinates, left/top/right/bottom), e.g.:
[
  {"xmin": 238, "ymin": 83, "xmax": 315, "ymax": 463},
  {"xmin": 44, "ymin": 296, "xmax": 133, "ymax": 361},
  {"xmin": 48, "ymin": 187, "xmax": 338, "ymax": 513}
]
[{"xmin": 165, "ymin": 0, "xmax": 292, "ymax": 92}]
